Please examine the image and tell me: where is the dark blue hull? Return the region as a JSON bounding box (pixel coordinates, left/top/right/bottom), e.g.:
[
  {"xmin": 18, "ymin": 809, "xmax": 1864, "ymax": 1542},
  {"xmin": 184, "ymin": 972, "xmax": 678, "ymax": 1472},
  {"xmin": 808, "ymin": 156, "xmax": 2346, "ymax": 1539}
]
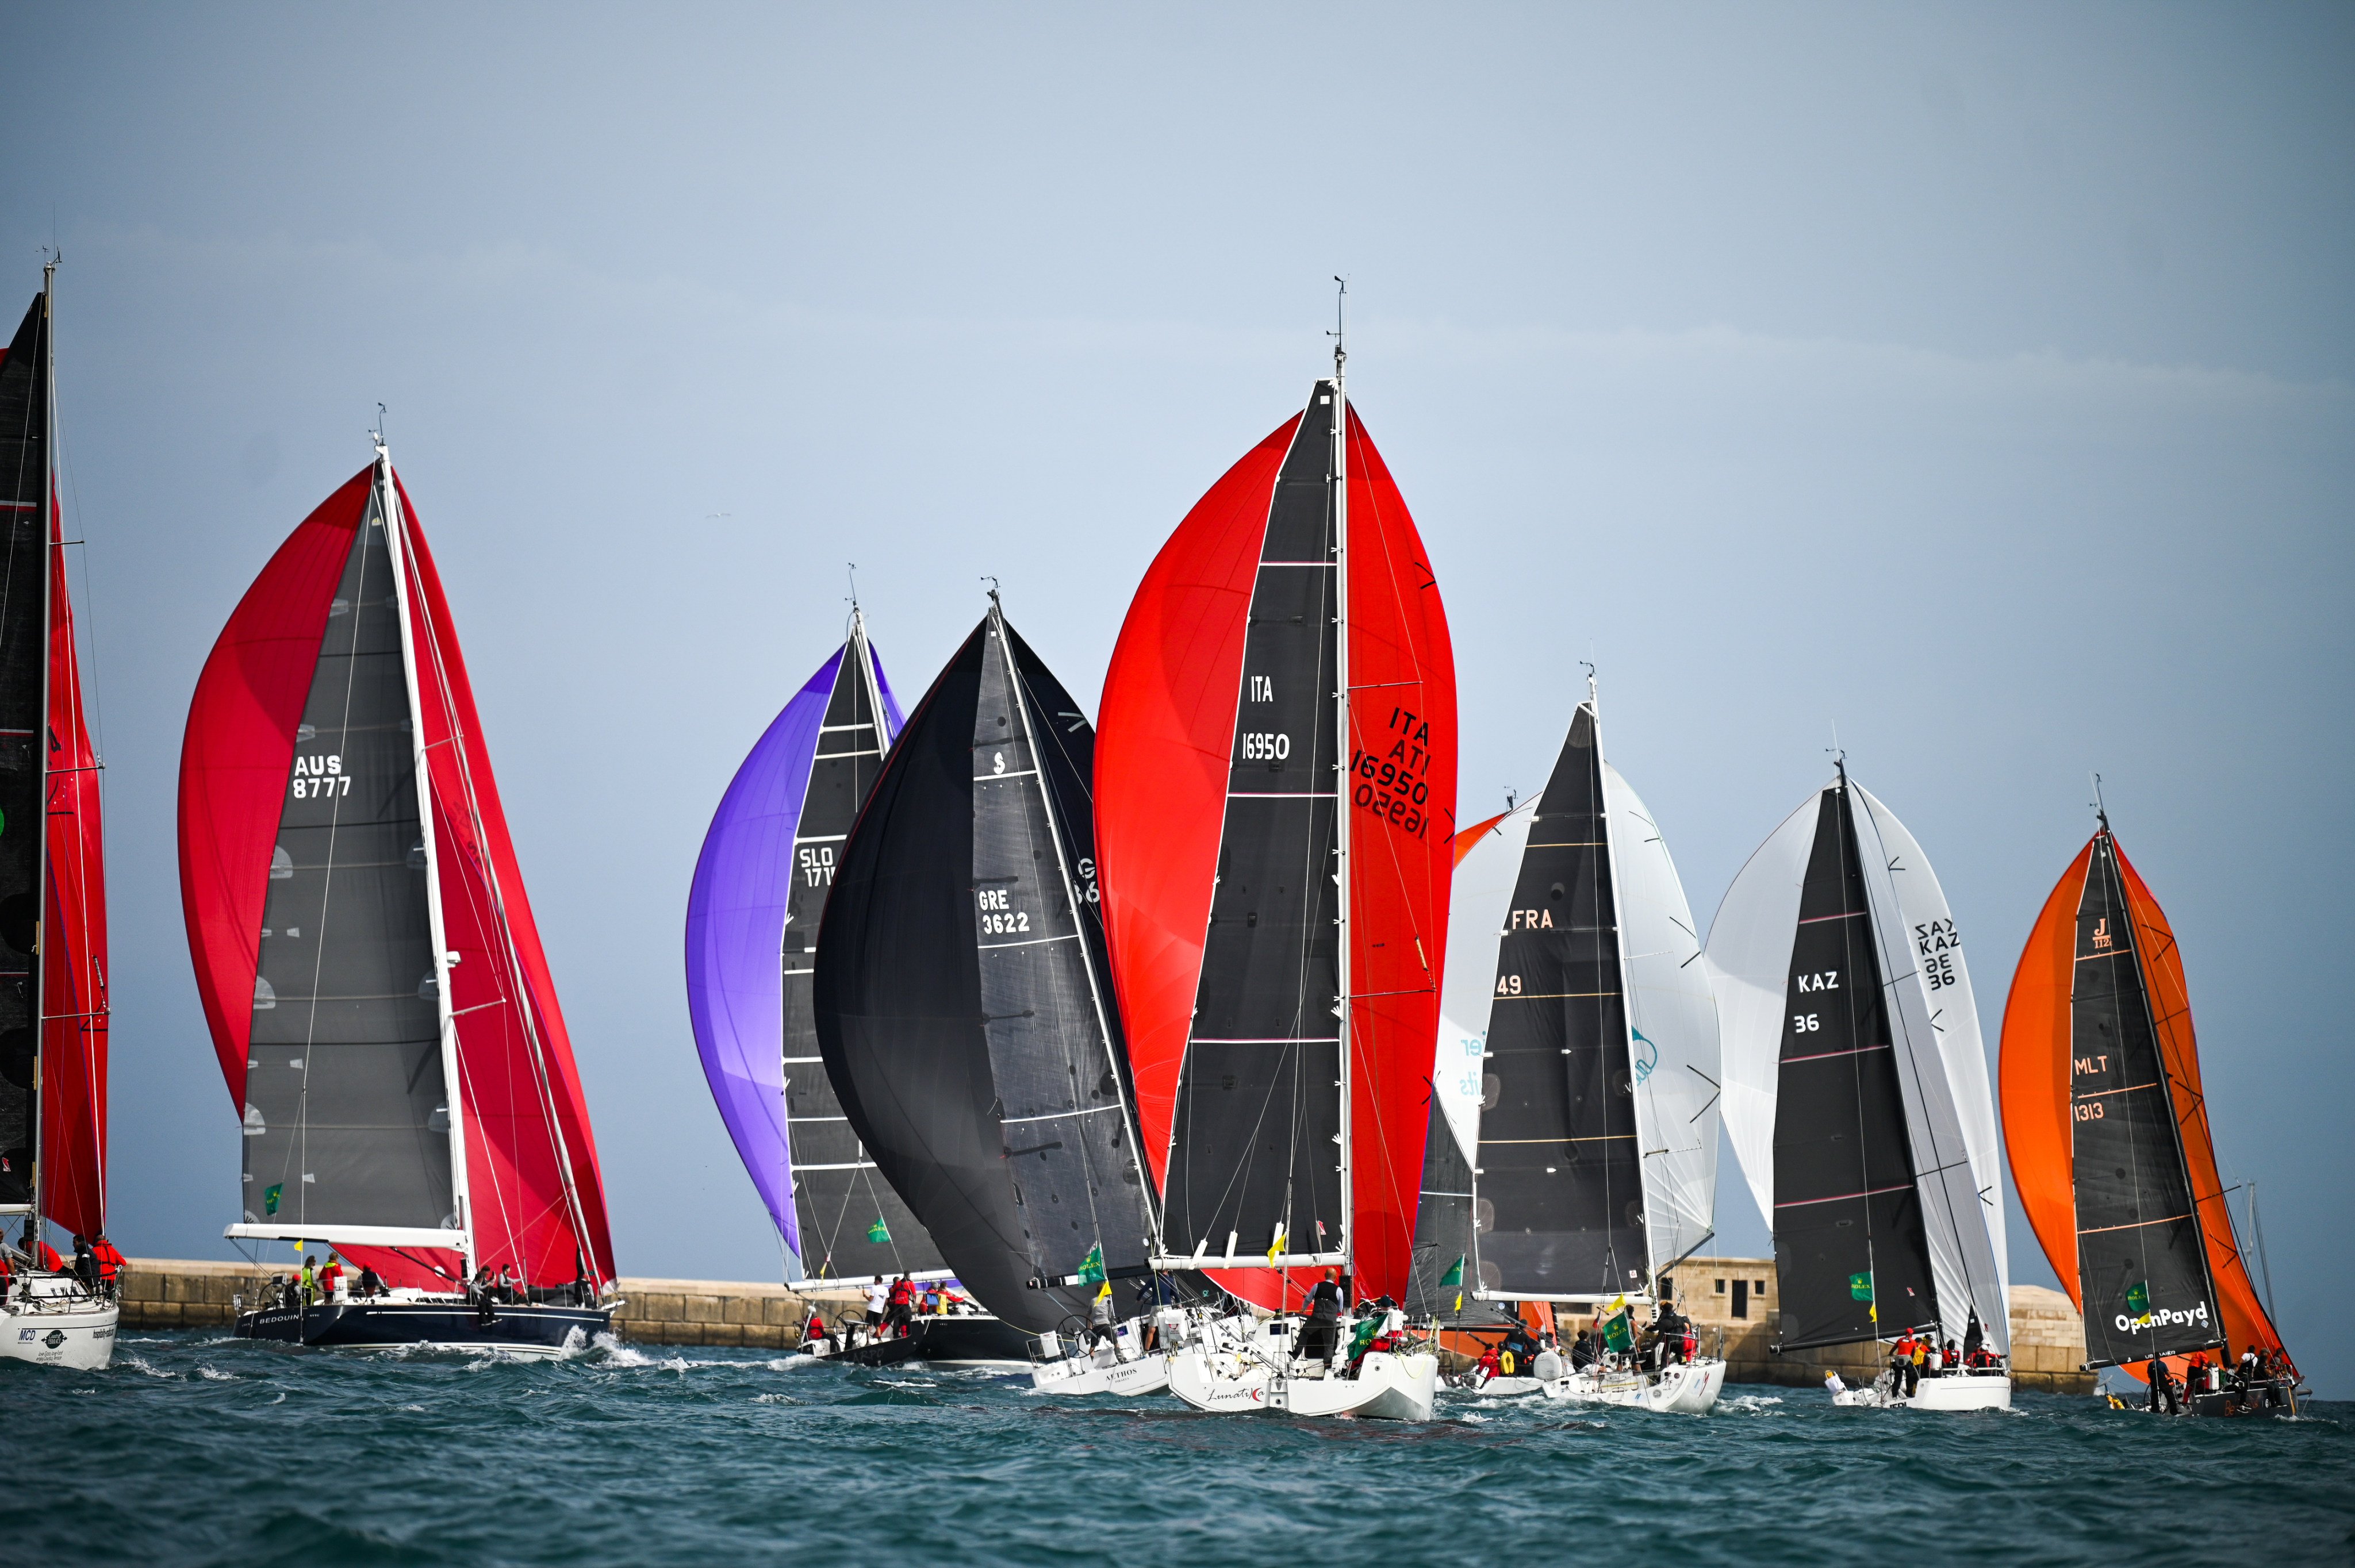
[
  {"xmin": 233, "ymin": 1299, "xmax": 612, "ymax": 1356},
  {"xmin": 828, "ymin": 1314, "xmax": 1031, "ymax": 1367}
]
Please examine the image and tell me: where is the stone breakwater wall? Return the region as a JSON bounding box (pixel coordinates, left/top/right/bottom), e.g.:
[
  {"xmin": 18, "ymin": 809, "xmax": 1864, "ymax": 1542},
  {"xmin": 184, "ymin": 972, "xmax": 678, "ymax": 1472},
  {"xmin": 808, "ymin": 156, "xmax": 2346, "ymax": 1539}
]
[
  {"xmin": 116, "ymin": 1259, "xmax": 836, "ymax": 1351},
  {"xmin": 1671, "ymin": 1256, "xmax": 2092, "ymax": 1395}
]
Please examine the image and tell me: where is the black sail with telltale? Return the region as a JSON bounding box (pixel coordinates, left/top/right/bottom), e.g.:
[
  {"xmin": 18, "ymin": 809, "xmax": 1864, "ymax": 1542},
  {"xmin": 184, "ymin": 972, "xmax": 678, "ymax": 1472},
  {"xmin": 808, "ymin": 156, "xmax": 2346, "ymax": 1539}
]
[
  {"xmin": 1770, "ymin": 782, "xmax": 1938, "ymax": 1351},
  {"xmin": 1160, "ymin": 383, "xmax": 1345, "ymax": 1267},
  {"xmin": 1474, "ymin": 704, "xmax": 1644, "ymax": 1298},
  {"xmin": 0, "ymin": 293, "xmax": 48, "ymax": 1204},
  {"xmin": 243, "ymin": 486, "xmax": 454, "ymax": 1231},
  {"xmin": 781, "ymin": 635, "xmax": 942, "ymax": 1284},
  {"xmin": 815, "ymin": 605, "xmax": 1155, "ymax": 1333},
  {"xmin": 2070, "ymin": 829, "xmax": 2222, "ymax": 1366}
]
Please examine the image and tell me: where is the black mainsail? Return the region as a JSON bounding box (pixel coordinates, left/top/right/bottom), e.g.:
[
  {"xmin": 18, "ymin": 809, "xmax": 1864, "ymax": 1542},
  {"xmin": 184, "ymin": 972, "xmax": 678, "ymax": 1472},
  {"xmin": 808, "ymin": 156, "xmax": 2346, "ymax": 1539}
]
[
  {"xmin": 1157, "ymin": 385, "xmax": 1347, "ymax": 1271},
  {"xmin": 2069, "ymin": 823, "xmax": 2222, "ymax": 1366},
  {"xmin": 241, "ymin": 485, "xmax": 456, "ymax": 1235},
  {"xmin": 0, "ymin": 291, "xmax": 48, "ymax": 1209},
  {"xmin": 782, "ymin": 613, "xmax": 942, "ymax": 1286},
  {"xmin": 815, "ymin": 601, "xmax": 1153, "ymax": 1332},
  {"xmin": 1768, "ymin": 778, "xmax": 1938, "ymax": 1350},
  {"xmin": 1474, "ymin": 704, "xmax": 1646, "ymax": 1300}
]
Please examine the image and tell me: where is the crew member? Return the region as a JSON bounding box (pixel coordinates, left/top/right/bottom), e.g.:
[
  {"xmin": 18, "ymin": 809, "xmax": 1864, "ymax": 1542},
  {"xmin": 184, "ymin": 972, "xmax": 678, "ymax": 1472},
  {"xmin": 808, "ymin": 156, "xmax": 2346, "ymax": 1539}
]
[
  {"xmin": 2146, "ymin": 1354, "xmax": 2180, "ymax": 1416},
  {"xmin": 865, "ymin": 1278, "xmax": 889, "ymax": 1335},
  {"xmin": 300, "ymin": 1256, "xmax": 320, "ymax": 1305},
  {"xmin": 320, "ymin": 1253, "xmax": 345, "ymax": 1302},
  {"xmin": 71, "ymin": 1235, "xmax": 97, "ymax": 1292},
  {"xmin": 1651, "ymin": 1301, "xmax": 1689, "ymax": 1370},
  {"xmin": 884, "ymin": 1275, "xmax": 914, "ymax": 1336},
  {"xmin": 91, "ymin": 1232, "xmax": 125, "ymax": 1299},
  {"xmin": 355, "ymin": 1263, "xmax": 385, "ymax": 1299},
  {"xmin": 1569, "ymin": 1327, "xmax": 1596, "ymax": 1372},
  {"xmin": 1298, "ymin": 1269, "xmax": 1343, "ymax": 1365},
  {"xmin": 1472, "ymin": 1342, "xmax": 1502, "ymax": 1386}
]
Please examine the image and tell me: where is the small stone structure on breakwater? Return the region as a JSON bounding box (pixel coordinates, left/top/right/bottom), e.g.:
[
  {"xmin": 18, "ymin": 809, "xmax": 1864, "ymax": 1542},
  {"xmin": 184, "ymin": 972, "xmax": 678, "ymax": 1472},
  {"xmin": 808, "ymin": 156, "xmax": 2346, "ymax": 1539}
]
[{"xmin": 1664, "ymin": 1255, "xmax": 2092, "ymax": 1394}]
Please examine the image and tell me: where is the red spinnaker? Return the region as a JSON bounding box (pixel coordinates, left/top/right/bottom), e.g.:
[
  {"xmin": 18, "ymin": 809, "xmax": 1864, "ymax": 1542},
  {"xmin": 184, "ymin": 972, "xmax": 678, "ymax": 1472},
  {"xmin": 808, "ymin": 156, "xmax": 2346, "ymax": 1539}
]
[
  {"xmin": 1097, "ymin": 403, "xmax": 1456, "ymax": 1307},
  {"xmin": 179, "ymin": 466, "xmax": 613, "ymax": 1289},
  {"xmin": 40, "ymin": 499, "xmax": 107, "ymax": 1239}
]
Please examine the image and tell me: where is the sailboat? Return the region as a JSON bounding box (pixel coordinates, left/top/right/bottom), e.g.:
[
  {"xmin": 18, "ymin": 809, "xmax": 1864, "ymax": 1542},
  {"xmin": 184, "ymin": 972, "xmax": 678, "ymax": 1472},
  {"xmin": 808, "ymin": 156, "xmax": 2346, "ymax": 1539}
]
[
  {"xmin": 1095, "ymin": 329, "xmax": 1456, "ymax": 1420},
  {"xmin": 812, "ymin": 592, "xmax": 1155, "ymax": 1380},
  {"xmin": 179, "ymin": 436, "xmax": 616, "ymax": 1355},
  {"xmin": 685, "ymin": 605, "xmax": 949, "ymax": 1326},
  {"xmin": 0, "ymin": 266, "xmax": 116, "ymax": 1372},
  {"xmin": 1710, "ymin": 762, "xmax": 2012, "ymax": 1410},
  {"xmin": 1448, "ymin": 690, "xmax": 1726, "ymax": 1412},
  {"xmin": 1998, "ymin": 799, "xmax": 2300, "ymax": 1415}
]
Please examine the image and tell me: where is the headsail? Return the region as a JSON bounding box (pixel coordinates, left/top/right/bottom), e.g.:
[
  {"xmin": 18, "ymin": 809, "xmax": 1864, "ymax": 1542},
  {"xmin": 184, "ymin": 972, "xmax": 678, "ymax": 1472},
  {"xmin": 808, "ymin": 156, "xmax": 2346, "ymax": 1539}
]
[
  {"xmin": 685, "ymin": 621, "xmax": 939, "ymax": 1282},
  {"xmin": 180, "ymin": 455, "xmax": 614, "ymax": 1289},
  {"xmin": 813, "ymin": 602, "xmax": 1152, "ymax": 1330},
  {"xmin": 2000, "ymin": 822, "xmax": 2288, "ymax": 1376},
  {"xmin": 1096, "ymin": 378, "xmax": 1455, "ymax": 1309}
]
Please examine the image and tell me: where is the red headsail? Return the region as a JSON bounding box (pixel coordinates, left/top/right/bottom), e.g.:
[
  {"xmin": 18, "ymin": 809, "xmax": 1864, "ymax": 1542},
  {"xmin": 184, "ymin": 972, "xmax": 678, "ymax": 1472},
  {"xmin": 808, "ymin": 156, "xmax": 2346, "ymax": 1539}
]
[
  {"xmin": 1097, "ymin": 395, "xmax": 1456, "ymax": 1308},
  {"xmin": 40, "ymin": 499, "xmax": 108, "ymax": 1240}
]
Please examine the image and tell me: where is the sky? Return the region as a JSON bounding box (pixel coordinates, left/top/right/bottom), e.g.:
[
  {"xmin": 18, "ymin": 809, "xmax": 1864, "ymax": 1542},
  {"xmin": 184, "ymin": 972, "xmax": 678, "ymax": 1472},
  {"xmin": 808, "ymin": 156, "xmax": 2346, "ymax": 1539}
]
[{"xmin": 3, "ymin": 5, "xmax": 2349, "ymax": 1389}]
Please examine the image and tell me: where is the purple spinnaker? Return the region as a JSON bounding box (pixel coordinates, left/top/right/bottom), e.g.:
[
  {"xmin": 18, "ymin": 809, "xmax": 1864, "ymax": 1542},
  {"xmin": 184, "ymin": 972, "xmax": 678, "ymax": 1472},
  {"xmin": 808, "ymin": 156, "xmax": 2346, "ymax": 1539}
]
[{"xmin": 686, "ymin": 640, "xmax": 903, "ymax": 1259}]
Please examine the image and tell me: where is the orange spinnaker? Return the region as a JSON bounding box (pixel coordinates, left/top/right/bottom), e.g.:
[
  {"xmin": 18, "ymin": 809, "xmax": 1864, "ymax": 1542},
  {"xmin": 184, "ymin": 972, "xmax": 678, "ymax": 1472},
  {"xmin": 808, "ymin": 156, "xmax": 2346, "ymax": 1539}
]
[{"xmin": 1999, "ymin": 833, "xmax": 2291, "ymax": 1383}]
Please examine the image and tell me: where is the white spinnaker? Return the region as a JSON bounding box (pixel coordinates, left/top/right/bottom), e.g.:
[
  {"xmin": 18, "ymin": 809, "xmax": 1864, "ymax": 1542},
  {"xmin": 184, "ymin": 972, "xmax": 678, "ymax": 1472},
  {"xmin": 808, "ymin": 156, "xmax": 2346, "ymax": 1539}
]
[
  {"xmin": 1602, "ymin": 762, "xmax": 1720, "ymax": 1276},
  {"xmin": 1849, "ymin": 783, "xmax": 2010, "ymax": 1353},
  {"xmin": 1702, "ymin": 790, "xmax": 1822, "ymax": 1226},
  {"xmin": 1438, "ymin": 801, "xmax": 1536, "ymax": 1171}
]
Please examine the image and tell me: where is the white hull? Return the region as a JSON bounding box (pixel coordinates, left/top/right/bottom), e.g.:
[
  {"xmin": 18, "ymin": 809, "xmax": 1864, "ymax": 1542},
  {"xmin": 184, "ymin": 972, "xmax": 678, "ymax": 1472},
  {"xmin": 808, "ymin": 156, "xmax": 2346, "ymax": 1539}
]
[
  {"xmin": 1030, "ymin": 1350, "xmax": 1173, "ymax": 1397},
  {"xmin": 2, "ymin": 1280, "xmax": 118, "ymax": 1370},
  {"xmin": 1541, "ymin": 1356, "xmax": 1725, "ymax": 1413},
  {"xmin": 1169, "ymin": 1344, "xmax": 1438, "ymax": 1420},
  {"xmin": 1832, "ymin": 1370, "xmax": 2012, "ymax": 1411},
  {"xmin": 1471, "ymin": 1374, "xmax": 1545, "ymax": 1398}
]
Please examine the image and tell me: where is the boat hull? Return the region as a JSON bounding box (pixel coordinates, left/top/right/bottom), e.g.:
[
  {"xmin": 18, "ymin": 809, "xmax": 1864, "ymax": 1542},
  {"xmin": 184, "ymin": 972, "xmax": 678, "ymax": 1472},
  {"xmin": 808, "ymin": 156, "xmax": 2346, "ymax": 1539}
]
[
  {"xmin": 1832, "ymin": 1369, "xmax": 2012, "ymax": 1411},
  {"xmin": 1030, "ymin": 1351, "xmax": 1173, "ymax": 1396},
  {"xmin": 1169, "ymin": 1346, "xmax": 1439, "ymax": 1420},
  {"xmin": 812, "ymin": 1313, "xmax": 1033, "ymax": 1368},
  {"xmin": 1542, "ymin": 1356, "xmax": 1726, "ymax": 1413},
  {"xmin": 2, "ymin": 1295, "xmax": 118, "ymax": 1370},
  {"xmin": 232, "ymin": 1299, "xmax": 611, "ymax": 1359}
]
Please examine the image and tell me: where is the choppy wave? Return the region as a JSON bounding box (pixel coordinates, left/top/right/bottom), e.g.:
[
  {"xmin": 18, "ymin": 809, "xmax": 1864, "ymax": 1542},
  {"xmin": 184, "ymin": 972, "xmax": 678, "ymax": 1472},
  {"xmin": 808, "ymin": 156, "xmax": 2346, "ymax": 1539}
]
[{"xmin": 3, "ymin": 1332, "xmax": 2347, "ymax": 1565}]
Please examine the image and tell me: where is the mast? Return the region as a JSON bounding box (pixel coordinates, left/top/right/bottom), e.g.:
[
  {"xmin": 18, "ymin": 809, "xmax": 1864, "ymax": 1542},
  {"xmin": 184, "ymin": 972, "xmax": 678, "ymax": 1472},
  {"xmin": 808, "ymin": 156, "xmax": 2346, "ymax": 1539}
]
[
  {"xmin": 1587, "ymin": 669, "xmax": 1651, "ymax": 1292},
  {"xmin": 1331, "ymin": 280, "xmax": 1353, "ymax": 1273},
  {"xmin": 25, "ymin": 259, "xmax": 53, "ymax": 1244},
  {"xmin": 376, "ymin": 437, "xmax": 473, "ymax": 1281},
  {"xmin": 992, "ymin": 586, "xmax": 1161, "ymax": 1244}
]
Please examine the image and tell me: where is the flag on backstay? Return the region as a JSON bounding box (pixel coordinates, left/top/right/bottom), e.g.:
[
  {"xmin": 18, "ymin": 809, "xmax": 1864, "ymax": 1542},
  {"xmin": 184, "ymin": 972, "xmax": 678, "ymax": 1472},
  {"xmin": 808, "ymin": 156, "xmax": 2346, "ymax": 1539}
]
[
  {"xmin": 1078, "ymin": 1243, "xmax": 1106, "ymax": 1286},
  {"xmin": 264, "ymin": 1182, "xmax": 283, "ymax": 1217},
  {"xmin": 866, "ymin": 1217, "xmax": 891, "ymax": 1246}
]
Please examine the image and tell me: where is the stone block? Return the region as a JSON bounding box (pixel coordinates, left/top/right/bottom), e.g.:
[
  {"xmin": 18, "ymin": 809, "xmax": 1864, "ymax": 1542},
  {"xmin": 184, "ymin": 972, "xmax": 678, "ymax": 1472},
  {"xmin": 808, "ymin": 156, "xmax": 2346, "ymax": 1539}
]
[
  {"xmin": 721, "ymin": 1297, "xmax": 762, "ymax": 1327},
  {"xmin": 685, "ymin": 1294, "xmax": 723, "ymax": 1325},
  {"xmin": 642, "ymin": 1293, "xmax": 685, "ymax": 1325},
  {"xmin": 703, "ymin": 1324, "xmax": 744, "ymax": 1347}
]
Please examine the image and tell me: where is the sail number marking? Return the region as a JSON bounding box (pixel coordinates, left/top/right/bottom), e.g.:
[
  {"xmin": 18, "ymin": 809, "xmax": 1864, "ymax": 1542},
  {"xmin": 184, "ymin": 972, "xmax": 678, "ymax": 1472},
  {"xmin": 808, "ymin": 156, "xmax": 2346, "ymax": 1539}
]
[
  {"xmin": 1913, "ymin": 917, "xmax": 1962, "ymax": 990},
  {"xmin": 1795, "ymin": 970, "xmax": 1839, "ymax": 991},
  {"xmin": 1240, "ymin": 732, "xmax": 1291, "ymax": 762},
  {"xmin": 290, "ymin": 755, "xmax": 349, "ymax": 798},
  {"xmin": 1496, "ymin": 974, "xmax": 1522, "ymax": 996},
  {"xmin": 977, "ymin": 886, "xmax": 1031, "ymax": 935},
  {"xmin": 1349, "ymin": 706, "xmax": 1438, "ymax": 839},
  {"xmin": 799, "ymin": 846, "xmax": 836, "ymax": 887},
  {"xmin": 1792, "ymin": 1013, "xmax": 1821, "ymax": 1032}
]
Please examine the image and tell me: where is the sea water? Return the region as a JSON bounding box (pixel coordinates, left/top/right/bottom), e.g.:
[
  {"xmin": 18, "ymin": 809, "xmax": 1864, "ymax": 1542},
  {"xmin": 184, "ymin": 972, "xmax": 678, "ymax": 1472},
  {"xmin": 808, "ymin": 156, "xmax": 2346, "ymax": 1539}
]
[{"xmin": 7, "ymin": 1333, "xmax": 2350, "ymax": 1565}]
